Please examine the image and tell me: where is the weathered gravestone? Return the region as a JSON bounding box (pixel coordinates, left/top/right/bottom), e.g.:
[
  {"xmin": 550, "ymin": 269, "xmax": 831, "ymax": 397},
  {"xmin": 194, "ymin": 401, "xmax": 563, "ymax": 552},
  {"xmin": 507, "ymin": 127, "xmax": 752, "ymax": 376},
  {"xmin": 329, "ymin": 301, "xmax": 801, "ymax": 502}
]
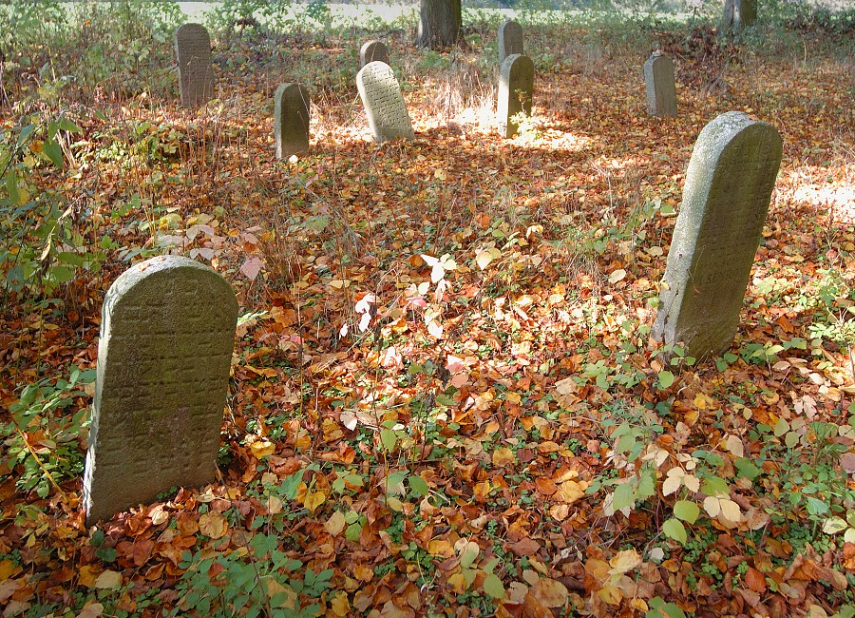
[
  {"xmin": 83, "ymin": 256, "xmax": 238, "ymax": 524},
  {"xmin": 497, "ymin": 54, "xmax": 534, "ymax": 138},
  {"xmin": 723, "ymin": 0, "xmax": 757, "ymax": 32},
  {"xmin": 498, "ymin": 20, "xmax": 523, "ymax": 65},
  {"xmin": 360, "ymin": 40, "xmax": 389, "ymax": 68},
  {"xmin": 651, "ymin": 111, "xmax": 782, "ymax": 360},
  {"xmin": 644, "ymin": 53, "xmax": 677, "ymax": 117},
  {"xmin": 175, "ymin": 23, "xmax": 215, "ymax": 109},
  {"xmin": 356, "ymin": 61, "xmax": 415, "ymax": 143},
  {"xmin": 274, "ymin": 83, "xmax": 310, "ymax": 158}
]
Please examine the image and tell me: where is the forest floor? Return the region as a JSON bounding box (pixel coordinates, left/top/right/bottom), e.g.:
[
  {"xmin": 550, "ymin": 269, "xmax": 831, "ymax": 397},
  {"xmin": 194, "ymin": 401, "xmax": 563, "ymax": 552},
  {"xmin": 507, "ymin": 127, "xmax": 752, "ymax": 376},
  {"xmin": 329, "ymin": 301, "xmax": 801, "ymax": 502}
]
[{"xmin": 1, "ymin": 8, "xmax": 854, "ymax": 618}]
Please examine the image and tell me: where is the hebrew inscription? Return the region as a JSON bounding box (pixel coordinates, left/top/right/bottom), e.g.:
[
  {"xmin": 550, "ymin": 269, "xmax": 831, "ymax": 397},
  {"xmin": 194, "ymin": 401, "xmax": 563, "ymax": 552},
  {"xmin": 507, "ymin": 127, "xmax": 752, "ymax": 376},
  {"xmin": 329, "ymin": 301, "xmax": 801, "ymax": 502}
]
[
  {"xmin": 83, "ymin": 256, "xmax": 238, "ymax": 524},
  {"xmin": 175, "ymin": 23, "xmax": 215, "ymax": 109},
  {"xmin": 356, "ymin": 61, "xmax": 415, "ymax": 143},
  {"xmin": 651, "ymin": 111, "xmax": 782, "ymax": 359},
  {"xmin": 275, "ymin": 83, "xmax": 311, "ymax": 158},
  {"xmin": 498, "ymin": 54, "xmax": 535, "ymax": 138}
]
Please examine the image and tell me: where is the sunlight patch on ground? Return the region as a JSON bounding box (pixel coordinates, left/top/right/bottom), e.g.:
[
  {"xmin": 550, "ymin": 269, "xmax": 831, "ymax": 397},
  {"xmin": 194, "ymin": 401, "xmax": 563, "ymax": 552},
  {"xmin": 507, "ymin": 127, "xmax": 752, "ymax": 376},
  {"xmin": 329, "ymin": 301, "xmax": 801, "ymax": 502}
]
[{"xmin": 791, "ymin": 184, "xmax": 855, "ymax": 223}]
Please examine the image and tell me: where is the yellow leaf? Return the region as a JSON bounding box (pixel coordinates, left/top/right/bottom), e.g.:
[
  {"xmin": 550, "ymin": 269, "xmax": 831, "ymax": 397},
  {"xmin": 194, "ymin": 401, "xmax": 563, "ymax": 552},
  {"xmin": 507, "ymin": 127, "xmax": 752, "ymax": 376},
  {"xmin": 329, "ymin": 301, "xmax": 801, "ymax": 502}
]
[
  {"xmin": 325, "ymin": 510, "xmax": 346, "ymax": 536},
  {"xmin": 94, "ymin": 570, "xmax": 123, "ymax": 590},
  {"xmin": 199, "ymin": 512, "xmax": 229, "ymax": 539},
  {"xmin": 250, "ymin": 440, "xmax": 276, "ymax": 459},
  {"xmin": 703, "ymin": 496, "xmax": 721, "ymax": 518},
  {"xmin": 492, "ymin": 447, "xmax": 515, "ymax": 467},
  {"xmin": 609, "ymin": 549, "xmax": 642, "ymax": 575},
  {"xmin": 719, "ymin": 498, "xmax": 742, "ymax": 523},
  {"xmin": 530, "ymin": 578, "xmax": 568, "ymax": 608},
  {"xmin": 448, "ymin": 572, "xmax": 469, "ymax": 594},
  {"xmin": 597, "ymin": 584, "xmax": 623, "ymax": 606},
  {"xmin": 0, "ymin": 559, "xmax": 17, "ymax": 579},
  {"xmin": 76, "ymin": 602, "xmax": 105, "ymax": 618},
  {"xmin": 434, "ymin": 169, "xmax": 447, "ymax": 181},
  {"xmin": 329, "ymin": 591, "xmax": 350, "ymax": 617},
  {"xmin": 428, "ymin": 539, "xmax": 455, "ymax": 557},
  {"xmin": 554, "ymin": 480, "xmax": 586, "ymax": 504},
  {"xmin": 723, "ymin": 435, "xmax": 744, "ymax": 458},
  {"xmin": 304, "ymin": 490, "xmax": 326, "ymax": 513},
  {"xmin": 608, "ymin": 269, "xmax": 626, "ymax": 284},
  {"xmin": 267, "ymin": 496, "xmax": 283, "ymax": 515}
]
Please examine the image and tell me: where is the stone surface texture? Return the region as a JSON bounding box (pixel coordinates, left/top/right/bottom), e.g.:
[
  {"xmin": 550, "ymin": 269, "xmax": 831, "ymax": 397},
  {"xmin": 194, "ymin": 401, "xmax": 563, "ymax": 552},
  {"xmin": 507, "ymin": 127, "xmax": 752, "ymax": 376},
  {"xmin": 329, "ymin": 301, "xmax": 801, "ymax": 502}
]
[
  {"xmin": 83, "ymin": 256, "xmax": 238, "ymax": 524},
  {"xmin": 175, "ymin": 23, "xmax": 215, "ymax": 109},
  {"xmin": 275, "ymin": 83, "xmax": 310, "ymax": 158},
  {"xmin": 498, "ymin": 21, "xmax": 523, "ymax": 65},
  {"xmin": 644, "ymin": 53, "xmax": 678, "ymax": 117},
  {"xmin": 356, "ymin": 61, "xmax": 415, "ymax": 143},
  {"xmin": 497, "ymin": 54, "xmax": 534, "ymax": 138},
  {"xmin": 360, "ymin": 40, "xmax": 389, "ymax": 68},
  {"xmin": 651, "ymin": 111, "xmax": 782, "ymax": 359}
]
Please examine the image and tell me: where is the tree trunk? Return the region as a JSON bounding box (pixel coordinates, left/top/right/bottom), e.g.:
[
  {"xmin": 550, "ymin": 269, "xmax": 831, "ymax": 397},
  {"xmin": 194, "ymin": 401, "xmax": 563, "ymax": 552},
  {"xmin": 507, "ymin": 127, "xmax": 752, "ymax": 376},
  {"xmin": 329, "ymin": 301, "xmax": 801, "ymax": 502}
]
[{"xmin": 416, "ymin": 0, "xmax": 461, "ymax": 50}]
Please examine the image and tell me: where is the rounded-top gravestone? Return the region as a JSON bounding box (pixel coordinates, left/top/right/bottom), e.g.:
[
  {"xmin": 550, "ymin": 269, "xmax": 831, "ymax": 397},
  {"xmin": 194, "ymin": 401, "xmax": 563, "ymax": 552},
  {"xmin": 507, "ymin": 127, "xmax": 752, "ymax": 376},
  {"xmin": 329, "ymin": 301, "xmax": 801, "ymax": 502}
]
[
  {"xmin": 175, "ymin": 23, "xmax": 216, "ymax": 109},
  {"xmin": 83, "ymin": 256, "xmax": 238, "ymax": 524},
  {"xmin": 498, "ymin": 21, "xmax": 524, "ymax": 65},
  {"xmin": 360, "ymin": 40, "xmax": 389, "ymax": 68},
  {"xmin": 497, "ymin": 53, "xmax": 535, "ymax": 138},
  {"xmin": 651, "ymin": 111, "xmax": 782, "ymax": 360},
  {"xmin": 356, "ymin": 61, "xmax": 415, "ymax": 143}
]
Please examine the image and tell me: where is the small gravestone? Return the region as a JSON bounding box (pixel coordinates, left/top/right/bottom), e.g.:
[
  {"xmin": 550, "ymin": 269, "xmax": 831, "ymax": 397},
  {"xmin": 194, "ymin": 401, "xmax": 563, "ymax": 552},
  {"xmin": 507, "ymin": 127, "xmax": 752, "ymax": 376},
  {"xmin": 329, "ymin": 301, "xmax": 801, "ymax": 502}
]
[
  {"xmin": 497, "ymin": 54, "xmax": 534, "ymax": 138},
  {"xmin": 651, "ymin": 111, "xmax": 782, "ymax": 360},
  {"xmin": 356, "ymin": 61, "xmax": 415, "ymax": 143},
  {"xmin": 175, "ymin": 24, "xmax": 215, "ymax": 109},
  {"xmin": 274, "ymin": 83, "xmax": 310, "ymax": 158},
  {"xmin": 723, "ymin": 0, "xmax": 757, "ymax": 32},
  {"xmin": 83, "ymin": 256, "xmax": 238, "ymax": 524},
  {"xmin": 360, "ymin": 40, "xmax": 389, "ymax": 68},
  {"xmin": 498, "ymin": 20, "xmax": 523, "ymax": 65},
  {"xmin": 644, "ymin": 53, "xmax": 677, "ymax": 117}
]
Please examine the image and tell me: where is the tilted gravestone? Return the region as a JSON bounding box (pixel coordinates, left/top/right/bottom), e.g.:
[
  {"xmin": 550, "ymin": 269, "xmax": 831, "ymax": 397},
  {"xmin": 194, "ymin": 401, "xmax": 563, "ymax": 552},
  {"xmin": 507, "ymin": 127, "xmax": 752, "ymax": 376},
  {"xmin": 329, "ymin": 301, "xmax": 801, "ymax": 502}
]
[
  {"xmin": 651, "ymin": 111, "xmax": 782, "ymax": 360},
  {"xmin": 83, "ymin": 256, "xmax": 238, "ymax": 524},
  {"xmin": 644, "ymin": 53, "xmax": 677, "ymax": 117},
  {"xmin": 498, "ymin": 20, "xmax": 523, "ymax": 65},
  {"xmin": 274, "ymin": 83, "xmax": 310, "ymax": 159},
  {"xmin": 360, "ymin": 40, "xmax": 389, "ymax": 68},
  {"xmin": 175, "ymin": 23, "xmax": 215, "ymax": 109},
  {"xmin": 723, "ymin": 0, "xmax": 757, "ymax": 32},
  {"xmin": 356, "ymin": 61, "xmax": 415, "ymax": 143},
  {"xmin": 497, "ymin": 54, "xmax": 534, "ymax": 138}
]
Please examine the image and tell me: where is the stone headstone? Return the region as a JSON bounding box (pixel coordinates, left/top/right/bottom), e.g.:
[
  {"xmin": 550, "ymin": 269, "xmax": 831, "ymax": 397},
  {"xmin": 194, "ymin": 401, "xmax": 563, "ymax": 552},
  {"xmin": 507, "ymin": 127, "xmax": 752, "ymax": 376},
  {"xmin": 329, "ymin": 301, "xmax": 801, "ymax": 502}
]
[
  {"xmin": 497, "ymin": 54, "xmax": 534, "ymax": 139},
  {"xmin": 498, "ymin": 20, "xmax": 523, "ymax": 65},
  {"xmin": 360, "ymin": 40, "xmax": 389, "ymax": 68},
  {"xmin": 175, "ymin": 24, "xmax": 215, "ymax": 109},
  {"xmin": 644, "ymin": 53, "xmax": 677, "ymax": 117},
  {"xmin": 651, "ymin": 111, "xmax": 782, "ymax": 359},
  {"xmin": 356, "ymin": 61, "xmax": 415, "ymax": 143},
  {"xmin": 274, "ymin": 83, "xmax": 310, "ymax": 159},
  {"xmin": 723, "ymin": 0, "xmax": 757, "ymax": 32},
  {"xmin": 83, "ymin": 256, "xmax": 238, "ymax": 524}
]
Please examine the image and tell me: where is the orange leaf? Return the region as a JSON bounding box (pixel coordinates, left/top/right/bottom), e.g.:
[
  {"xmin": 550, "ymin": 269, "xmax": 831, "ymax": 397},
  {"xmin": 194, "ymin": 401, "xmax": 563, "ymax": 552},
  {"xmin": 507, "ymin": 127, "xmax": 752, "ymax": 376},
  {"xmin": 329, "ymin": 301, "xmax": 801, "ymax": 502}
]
[
  {"xmin": 530, "ymin": 578, "xmax": 568, "ymax": 608},
  {"xmin": 199, "ymin": 512, "xmax": 228, "ymax": 539},
  {"xmin": 745, "ymin": 567, "xmax": 767, "ymax": 593}
]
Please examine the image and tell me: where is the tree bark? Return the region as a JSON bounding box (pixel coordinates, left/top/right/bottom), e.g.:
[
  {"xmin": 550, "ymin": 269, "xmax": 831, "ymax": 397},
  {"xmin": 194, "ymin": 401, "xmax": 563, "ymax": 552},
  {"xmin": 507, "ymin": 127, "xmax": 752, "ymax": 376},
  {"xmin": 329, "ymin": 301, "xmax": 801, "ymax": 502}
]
[{"xmin": 416, "ymin": 0, "xmax": 462, "ymax": 50}]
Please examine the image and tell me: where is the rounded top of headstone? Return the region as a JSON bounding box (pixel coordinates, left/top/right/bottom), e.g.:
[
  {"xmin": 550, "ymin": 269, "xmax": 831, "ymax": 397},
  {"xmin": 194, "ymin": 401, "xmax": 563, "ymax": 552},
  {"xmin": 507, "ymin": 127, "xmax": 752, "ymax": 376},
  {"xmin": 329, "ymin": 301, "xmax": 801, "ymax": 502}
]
[
  {"xmin": 696, "ymin": 111, "xmax": 781, "ymax": 157},
  {"xmin": 104, "ymin": 255, "xmax": 237, "ymax": 315},
  {"xmin": 359, "ymin": 60, "xmax": 393, "ymax": 76},
  {"xmin": 176, "ymin": 23, "xmax": 211, "ymax": 41},
  {"xmin": 500, "ymin": 53, "xmax": 534, "ymax": 73}
]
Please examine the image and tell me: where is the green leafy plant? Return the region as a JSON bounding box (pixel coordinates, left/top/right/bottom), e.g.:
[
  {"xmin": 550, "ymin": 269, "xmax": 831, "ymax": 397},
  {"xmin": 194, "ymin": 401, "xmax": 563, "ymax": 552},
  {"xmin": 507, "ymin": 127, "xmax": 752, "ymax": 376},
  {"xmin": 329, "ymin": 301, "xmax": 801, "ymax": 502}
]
[{"xmin": 2, "ymin": 365, "xmax": 95, "ymax": 498}]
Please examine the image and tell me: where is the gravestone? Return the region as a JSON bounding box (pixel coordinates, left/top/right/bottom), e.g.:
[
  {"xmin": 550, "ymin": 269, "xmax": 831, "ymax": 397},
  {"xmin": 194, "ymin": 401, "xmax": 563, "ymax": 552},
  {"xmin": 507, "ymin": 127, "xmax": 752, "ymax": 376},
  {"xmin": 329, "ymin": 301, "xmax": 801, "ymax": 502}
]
[
  {"xmin": 651, "ymin": 111, "xmax": 782, "ymax": 360},
  {"xmin": 356, "ymin": 61, "xmax": 415, "ymax": 143},
  {"xmin": 497, "ymin": 54, "xmax": 534, "ymax": 138},
  {"xmin": 498, "ymin": 20, "xmax": 523, "ymax": 65},
  {"xmin": 644, "ymin": 53, "xmax": 677, "ymax": 117},
  {"xmin": 175, "ymin": 24, "xmax": 215, "ymax": 109},
  {"xmin": 83, "ymin": 256, "xmax": 238, "ymax": 524},
  {"xmin": 360, "ymin": 40, "xmax": 389, "ymax": 68},
  {"xmin": 274, "ymin": 83, "xmax": 310, "ymax": 158}
]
